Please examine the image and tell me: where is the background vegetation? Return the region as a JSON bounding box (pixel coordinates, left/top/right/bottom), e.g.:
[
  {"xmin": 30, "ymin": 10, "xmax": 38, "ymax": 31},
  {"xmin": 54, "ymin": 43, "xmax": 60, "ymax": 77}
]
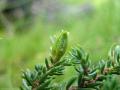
[{"xmin": 0, "ymin": 0, "xmax": 120, "ymax": 89}]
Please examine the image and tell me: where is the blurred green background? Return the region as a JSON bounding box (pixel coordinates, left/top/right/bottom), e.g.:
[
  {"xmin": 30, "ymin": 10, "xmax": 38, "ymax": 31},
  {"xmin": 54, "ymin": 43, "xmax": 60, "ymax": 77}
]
[{"xmin": 0, "ymin": 0, "xmax": 120, "ymax": 89}]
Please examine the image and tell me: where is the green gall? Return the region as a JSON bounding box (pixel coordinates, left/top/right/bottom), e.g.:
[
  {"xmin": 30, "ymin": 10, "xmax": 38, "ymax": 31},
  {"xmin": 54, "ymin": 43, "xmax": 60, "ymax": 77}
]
[{"xmin": 51, "ymin": 30, "xmax": 68, "ymax": 63}]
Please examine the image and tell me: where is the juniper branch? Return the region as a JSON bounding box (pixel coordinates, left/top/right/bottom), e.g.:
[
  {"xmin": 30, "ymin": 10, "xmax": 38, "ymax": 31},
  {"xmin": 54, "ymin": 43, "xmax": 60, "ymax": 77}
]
[{"xmin": 21, "ymin": 30, "xmax": 120, "ymax": 90}]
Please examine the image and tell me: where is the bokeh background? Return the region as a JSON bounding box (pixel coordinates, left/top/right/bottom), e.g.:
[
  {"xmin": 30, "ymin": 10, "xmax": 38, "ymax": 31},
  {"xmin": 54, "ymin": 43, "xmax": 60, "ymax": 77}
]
[{"xmin": 0, "ymin": 0, "xmax": 120, "ymax": 89}]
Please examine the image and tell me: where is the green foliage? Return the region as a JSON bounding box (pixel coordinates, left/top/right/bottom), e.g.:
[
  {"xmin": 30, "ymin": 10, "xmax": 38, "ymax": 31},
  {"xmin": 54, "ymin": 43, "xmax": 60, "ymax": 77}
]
[
  {"xmin": 21, "ymin": 31, "xmax": 71, "ymax": 90},
  {"xmin": 21, "ymin": 31, "xmax": 120, "ymax": 90},
  {"xmin": 68, "ymin": 44, "xmax": 120, "ymax": 90},
  {"xmin": 101, "ymin": 76, "xmax": 120, "ymax": 90}
]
